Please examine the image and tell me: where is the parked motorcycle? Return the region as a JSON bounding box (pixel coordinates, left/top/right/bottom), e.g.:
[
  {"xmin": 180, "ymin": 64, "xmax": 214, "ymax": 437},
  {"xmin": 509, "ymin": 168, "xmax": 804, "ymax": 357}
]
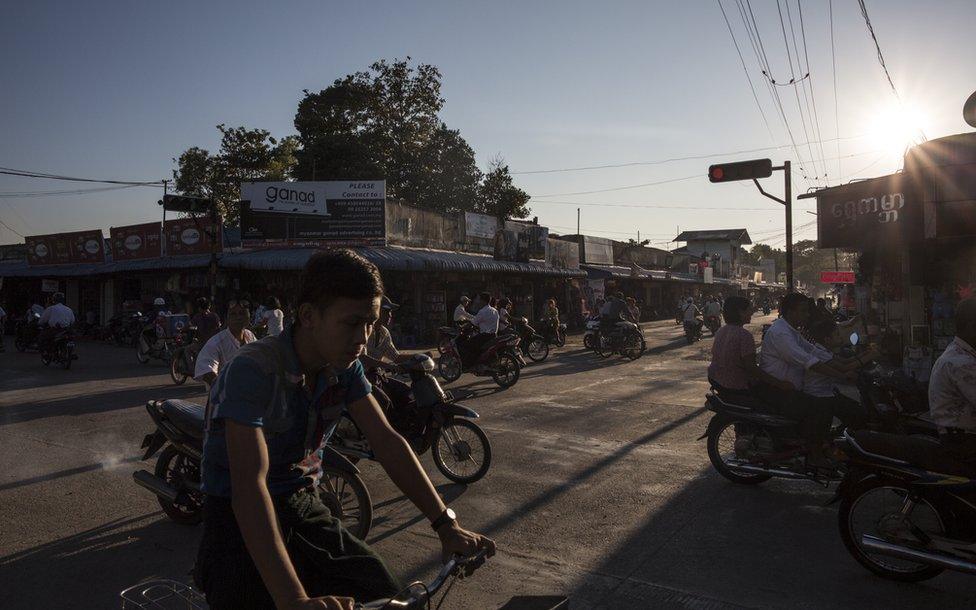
[
  {"xmin": 40, "ymin": 328, "xmax": 77, "ymax": 369},
  {"xmin": 437, "ymin": 326, "xmax": 523, "ymax": 388},
  {"xmin": 137, "ymin": 321, "xmax": 176, "ymax": 365},
  {"xmin": 834, "ymin": 428, "xmax": 976, "ymax": 582},
  {"xmin": 169, "ymin": 326, "xmax": 198, "ymax": 385},
  {"xmin": 683, "ymin": 319, "xmax": 703, "ymax": 344},
  {"xmin": 14, "ymin": 312, "xmax": 41, "ymax": 352},
  {"xmin": 701, "ymin": 361, "xmax": 938, "ymax": 487},
  {"xmin": 133, "ymin": 399, "xmax": 374, "ymax": 539},
  {"xmin": 330, "ymin": 355, "xmax": 492, "ymax": 484},
  {"xmin": 504, "ymin": 316, "xmax": 549, "ymax": 363}
]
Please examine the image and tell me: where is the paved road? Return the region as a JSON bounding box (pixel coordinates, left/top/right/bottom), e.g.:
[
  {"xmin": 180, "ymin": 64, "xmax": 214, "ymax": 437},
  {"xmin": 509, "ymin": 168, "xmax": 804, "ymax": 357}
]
[{"xmin": 2, "ymin": 316, "xmax": 975, "ymax": 609}]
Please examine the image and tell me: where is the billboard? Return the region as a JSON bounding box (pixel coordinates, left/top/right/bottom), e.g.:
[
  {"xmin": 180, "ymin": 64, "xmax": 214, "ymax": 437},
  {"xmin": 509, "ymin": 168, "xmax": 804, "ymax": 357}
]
[
  {"xmin": 464, "ymin": 212, "xmax": 498, "ymax": 240},
  {"xmin": 110, "ymin": 222, "xmax": 162, "ymax": 261},
  {"xmin": 493, "ymin": 221, "xmax": 549, "ymax": 262},
  {"xmin": 164, "ymin": 218, "xmax": 222, "ymax": 256},
  {"xmin": 582, "ymin": 236, "xmax": 614, "ymax": 265},
  {"xmin": 820, "ymin": 271, "xmax": 856, "ymax": 284},
  {"xmin": 26, "ymin": 230, "xmax": 106, "ymax": 266},
  {"xmin": 816, "ymin": 173, "xmax": 916, "ymax": 248},
  {"xmin": 546, "ymin": 238, "xmax": 580, "ymax": 269},
  {"xmin": 240, "ymin": 181, "xmax": 386, "ymax": 247}
]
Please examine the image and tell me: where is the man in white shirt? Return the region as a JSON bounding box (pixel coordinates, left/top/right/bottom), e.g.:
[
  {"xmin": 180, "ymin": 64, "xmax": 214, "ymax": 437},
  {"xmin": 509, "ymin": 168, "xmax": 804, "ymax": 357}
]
[
  {"xmin": 929, "ymin": 299, "xmax": 976, "ymax": 466},
  {"xmin": 0, "ymin": 303, "xmax": 6, "ymax": 352},
  {"xmin": 38, "ymin": 293, "xmax": 76, "ymax": 350},
  {"xmin": 194, "ymin": 303, "xmax": 256, "ymax": 388},
  {"xmin": 462, "ymin": 292, "xmax": 499, "ymax": 366},
  {"xmin": 453, "ymin": 296, "xmax": 474, "ymax": 324}
]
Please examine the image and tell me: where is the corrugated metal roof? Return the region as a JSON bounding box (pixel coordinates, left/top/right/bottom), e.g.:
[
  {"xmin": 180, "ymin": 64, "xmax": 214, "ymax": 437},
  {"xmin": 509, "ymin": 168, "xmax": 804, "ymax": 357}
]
[
  {"xmin": 674, "ymin": 229, "xmax": 752, "ymax": 244},
  {"xmin": 0, "ymin": 255, "xmax": 213, "ymax": 277},
  {"xmin": 220, "ymin": 247, "xmax": 586, "ymax": 277}
]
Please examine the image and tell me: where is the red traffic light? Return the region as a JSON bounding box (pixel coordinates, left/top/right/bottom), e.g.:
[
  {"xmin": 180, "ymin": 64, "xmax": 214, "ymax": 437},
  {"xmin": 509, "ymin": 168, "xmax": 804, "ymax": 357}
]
[{"xmin": 708, "ymin": 158, "xmax": 773, "ymax": 183}]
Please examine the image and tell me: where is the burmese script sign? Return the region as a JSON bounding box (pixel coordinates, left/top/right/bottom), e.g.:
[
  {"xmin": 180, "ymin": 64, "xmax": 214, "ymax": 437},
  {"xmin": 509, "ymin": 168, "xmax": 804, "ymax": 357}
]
[
  {"xmin": 815, "ymin": 173, "xmax": 915, "ymax": 248},
  {"xmin": 26, "ymin": 230, "xmax": 106, "ymax": 266},
  {"xmin": 240, "ymin": 181, "xmax": 386, "ymax": 246},
  {"xmin": 820, "ymin": 271, "xmax": 856, "ymax": 284},
  {"xmin": 110, "ymin": 222, "xmax": 162, "ymax": 261}
]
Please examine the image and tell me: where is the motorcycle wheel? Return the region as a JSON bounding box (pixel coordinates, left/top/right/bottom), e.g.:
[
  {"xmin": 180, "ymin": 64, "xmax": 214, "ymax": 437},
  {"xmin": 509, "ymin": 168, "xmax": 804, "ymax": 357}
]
[
  {"xmin": 526, "ymin": 338, "xmax": 549, "ymax": 362},
  {"xmin": 705, "ymin": 418, "xmax": 772, "ymax": 485},
  {"xmin": 432, "ymin": 419, "xmax": 492, "ymax": 484},
  {"xmin": 555, "ymin": 329, "xmax": 566, "ymax": 348},
  {"xmin": 136, "ymin": 340, "xmax": 151, "ymax": 364},
  {"xmin": 154, "ymin": 445, "xmax": 204, "ymax": 525},
  {"xmin": 622, "ymin": 332, "xmax": 643, "ymax": 361},
  {"xmin": 491, "ymin": 353, "xmax": 520, "ymax": 388},
  {"xmin": 317, "ymin": 466, "xmax": 373, "ymax": 541},
  {"xmin": 838, "ymin": 478, "xmax": 945, "ymax": 582},
  {"xmin": 583, "ymin": 334, "xmax": 596, "ymax": 350},
  {"xmin": 170, "ymin": 350, "xmax": 188, "ymax": 385},
  {"xmin": 41, "ymin": 352, "xmax": 51, "ymax": 366},
  {"xmin": 15, "ymin": 336, "xmax": 27, "ymax": 352},
  {"xmin": 437, "ymin": 336, "xmax": 452, "ymax": 355},
  {"xmin": 61, "ymin": 346, "xmax": 72, "ymax": 370},
  {"xmin": 438, "ymin": 354, "xmax": 463, "ymax": 383}
]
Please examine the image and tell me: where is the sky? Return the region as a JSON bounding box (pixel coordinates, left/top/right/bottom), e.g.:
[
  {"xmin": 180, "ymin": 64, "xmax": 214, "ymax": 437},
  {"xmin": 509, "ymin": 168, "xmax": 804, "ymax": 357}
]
[{"xmin": 2, "ymin": 0, "xmax": 975, "ymax": 249}]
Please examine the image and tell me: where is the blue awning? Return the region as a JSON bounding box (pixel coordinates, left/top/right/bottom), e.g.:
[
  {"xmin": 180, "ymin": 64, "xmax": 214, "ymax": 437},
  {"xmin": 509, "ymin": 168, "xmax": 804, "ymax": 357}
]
[
  {"xmin": 0, "ymin": 255, "xmax": 212, "ymax": 278},
  {"xmin": 220, "ymin": 247, "xmax": 585, "ymax": 277}
]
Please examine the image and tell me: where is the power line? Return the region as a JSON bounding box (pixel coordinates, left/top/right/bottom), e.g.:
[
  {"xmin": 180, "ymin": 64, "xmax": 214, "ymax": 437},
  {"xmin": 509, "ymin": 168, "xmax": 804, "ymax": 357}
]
[
  {"xmin": 0, "ymin": 218, "xmax": 25, "ymax": 238},
  {"xmin": 0, "ymin": 166, "xmax": 165, "ymax": 186},
  {"xmin": 529, "ymin": 175, "xmax": 700, "ymax": 198},
  {"xmin": 856, "ymin": 0, "xmax": 900, "ymax": 101},
  {"xmin": 795, "ymin": 0, "xmax": 829, "ymax": 184},
  {"xmin": 0, "ymin": 184, "xmax": 149, "ymax": 198},
  {"xmin": 829, "ymin": 0, "xmax": 842, "ymax": 180},
  {"xmin": 776, "ymin": 0, "xmax": 821, "ymax": 183},
  {"xmin": 531, "ymin": 200, "xmax": 777, "ymax": 210},
  {"xmin": 717, "ymin": 0, "xmax": 776, "ymax": 143}
]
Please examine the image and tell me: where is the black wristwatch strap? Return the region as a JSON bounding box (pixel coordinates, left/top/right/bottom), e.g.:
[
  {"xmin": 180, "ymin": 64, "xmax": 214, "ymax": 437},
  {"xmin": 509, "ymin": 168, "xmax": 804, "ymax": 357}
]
[{"xmin": 430, "ymin": 508, "xmax": 456, "ymax": 531}]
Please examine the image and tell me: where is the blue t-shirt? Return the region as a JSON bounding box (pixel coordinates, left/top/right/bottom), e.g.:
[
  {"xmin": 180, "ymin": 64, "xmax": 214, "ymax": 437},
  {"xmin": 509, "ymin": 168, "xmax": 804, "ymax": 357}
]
[{"xmin": 201, "ymin": 328, "xmax": 371, "ymax": 497}]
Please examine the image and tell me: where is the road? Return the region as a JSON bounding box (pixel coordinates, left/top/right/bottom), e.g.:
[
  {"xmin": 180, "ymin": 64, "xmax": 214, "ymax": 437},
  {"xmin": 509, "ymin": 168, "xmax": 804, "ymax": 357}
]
[{"xmin": 2, "ymin": 316, "xmax": 975, "ymax": 609}]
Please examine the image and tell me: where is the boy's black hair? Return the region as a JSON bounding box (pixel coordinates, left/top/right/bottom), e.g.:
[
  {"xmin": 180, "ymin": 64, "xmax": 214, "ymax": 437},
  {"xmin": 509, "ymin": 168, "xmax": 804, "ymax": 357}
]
[
  {"xmin": 295, "ymin": 249, "xmax": 384, "ymax": 319},
  {"xmin": 722, "ymin": 296, "xmax": 752, "ymax": 325}
]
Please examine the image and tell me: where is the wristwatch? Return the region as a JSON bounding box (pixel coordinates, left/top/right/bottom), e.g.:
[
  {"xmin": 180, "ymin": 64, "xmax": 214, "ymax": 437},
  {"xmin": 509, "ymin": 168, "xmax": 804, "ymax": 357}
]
[{"xmin": 430, "ymin": 507, "xmax": 457, "ymax": 532}]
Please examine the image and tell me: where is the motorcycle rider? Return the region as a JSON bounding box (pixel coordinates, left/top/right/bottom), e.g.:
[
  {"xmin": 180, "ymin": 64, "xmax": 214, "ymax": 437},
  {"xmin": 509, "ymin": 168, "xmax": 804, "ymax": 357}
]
[
  {"xmin": 359, "ymin": 296, "xmax": 414, "ymax": 413},
  {"xmin": 194, "ymin": 302, "xmax": 256, "ymax": 389},
  {"xmin": 624, "ymin": 297, "xmax": 640, "ymax": 324},
  {"xmin": 453, "ymin": 296, "xmax": 475, "ymax": 324},
  {"xmin": 703, "ymin": 296, "xmax": 722, "ymax": 332},
  {"xmin": 192, "ymin": 297, "xmax": 222, "ymax": 345},
  {"xmin": 599, "ymin": 292, "xmax": 627, "ymax": 345},
  {"xmin": 195, "ymin": 249, "xmax": 494, "ymax": 609},
  {"xmin": 928, "ymin": 298, "xmax": 976, "ymax": 467},
  {"xmin": 681, "ymin": 296, "xmax": 702, "ymax": 337},
  {"xmin": 0, "ymin": 302, "xmax": 6, "ymax": 352},
  {"xmin": 497, "ymin": 298, "xmax": 513, "ymax": 331},
  {"xmin": 708, "ymin": 296, "xmax": 793, "ymax": 398},
  {"xmin": 38, "ymin": 292, "xmax": 75, "ymax": 351},
  {"xmin": 460, "ymin": 292, "xmax": 500, "ymax": 366}
]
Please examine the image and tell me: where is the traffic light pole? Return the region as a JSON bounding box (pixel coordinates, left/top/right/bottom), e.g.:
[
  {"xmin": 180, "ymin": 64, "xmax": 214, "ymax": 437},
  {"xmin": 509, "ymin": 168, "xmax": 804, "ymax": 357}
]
[{"xmin": 752, "ymin": 160, "xmax": 794, "ymax": 292}]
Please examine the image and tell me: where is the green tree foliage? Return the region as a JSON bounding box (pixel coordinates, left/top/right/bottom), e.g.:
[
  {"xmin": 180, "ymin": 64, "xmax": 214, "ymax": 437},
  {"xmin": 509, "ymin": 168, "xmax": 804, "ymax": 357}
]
[
  {"xmin": 293, "ymin": 58, "xmax": 483, "ymax": 213},
  {"xmin": 475, "ymin": 158, "xmax": 531, "ymax": 220},
  {"xmin": 172, "ymin": 125, "xmax": 297, "ymax": 225},
  {"xmin": 741, "ymin": 240, "xmax": 856, "ymax": 289}
]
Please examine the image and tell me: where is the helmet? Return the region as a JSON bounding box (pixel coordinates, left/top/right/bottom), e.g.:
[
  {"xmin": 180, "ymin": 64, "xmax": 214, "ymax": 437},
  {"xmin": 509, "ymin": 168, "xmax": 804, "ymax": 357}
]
[
  {"xmin": 686, "ymin": 297, "xmax": 694, "ymax": 304},
  {"xmin": 153, "ymin": 297, "xmax": 166, "ymax": 307}
]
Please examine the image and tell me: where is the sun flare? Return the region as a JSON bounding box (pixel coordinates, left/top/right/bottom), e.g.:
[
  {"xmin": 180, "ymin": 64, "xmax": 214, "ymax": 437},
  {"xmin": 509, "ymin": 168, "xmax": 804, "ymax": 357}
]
[{"xmin": 868, "ymin": 102, "xmax": 928, "ymax": 157}]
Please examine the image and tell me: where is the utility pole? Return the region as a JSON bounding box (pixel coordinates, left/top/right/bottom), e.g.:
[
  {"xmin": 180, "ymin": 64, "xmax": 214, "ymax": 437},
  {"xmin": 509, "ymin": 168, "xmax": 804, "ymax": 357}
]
[
  {"xmin": 784, "ymin": 160, "xmax": 793, "ymax": 291},
  {"xmin": 577, "ymin": 208, "xmax": 580, "ymax": 235},
  {"xmin": 162, "ymin": 180, "xmax": 168, "ymax": 256}
]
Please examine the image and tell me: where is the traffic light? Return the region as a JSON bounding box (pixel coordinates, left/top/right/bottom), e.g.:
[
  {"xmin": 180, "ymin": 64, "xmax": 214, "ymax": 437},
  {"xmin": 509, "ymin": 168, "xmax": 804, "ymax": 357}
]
[
  {"xmin": 708, "ymin": 158, "xmax": 773, "ymax": 183},
  {"xmin": 158, "ymin": 194, "xmax": 212, "ymax": 214}
]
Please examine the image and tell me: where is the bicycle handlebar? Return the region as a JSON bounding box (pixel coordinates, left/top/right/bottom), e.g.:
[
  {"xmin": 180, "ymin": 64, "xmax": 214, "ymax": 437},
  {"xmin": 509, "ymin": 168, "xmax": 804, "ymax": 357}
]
[{"xmin": 356, "ymin": 549, "xmax": 491, "ymax": 609}]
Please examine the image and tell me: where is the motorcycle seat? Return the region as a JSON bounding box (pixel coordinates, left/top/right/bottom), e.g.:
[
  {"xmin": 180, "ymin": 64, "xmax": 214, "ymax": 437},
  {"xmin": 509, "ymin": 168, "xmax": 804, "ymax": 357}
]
[
  {"xmin": 851, "ymin": 430, "xmax": 974, "ymax": 477},
  {"xmin": 162, "ymin": 400, "xmax": 206, "ymax": 439}
]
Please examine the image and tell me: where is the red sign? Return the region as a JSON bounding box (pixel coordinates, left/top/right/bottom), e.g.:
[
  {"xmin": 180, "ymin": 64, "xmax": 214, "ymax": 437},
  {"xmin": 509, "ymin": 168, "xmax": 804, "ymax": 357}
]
[
  {"xmin": 26, "ymin": 230, "xmax": 106, "ymax": 266},
  {"xmin": 164, "ymin": 218, "xmax": 222, "ymax": 256},
  {"xmin": 110, "ymin": 222, "xmax": 162, "ymax": 261},
  {"xmin": 820, "ymin": 271, "xmax": 856, "ymax": 284}
]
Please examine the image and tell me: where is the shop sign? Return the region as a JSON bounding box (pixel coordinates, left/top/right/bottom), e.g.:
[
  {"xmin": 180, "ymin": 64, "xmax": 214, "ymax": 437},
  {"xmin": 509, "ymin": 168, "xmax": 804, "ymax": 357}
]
[
  {"xmin": 26, "ymin": 229, "xmax": 106, "ymax": 266},
  {"xmin": 164, "ymin": 218, "xmax": 222, "ymax": 256},
  {"xmin": 464, "ymin": 212, "xmax": 498, "ymax": 240},
  {"xmin": 546, "ymin": 238, "xmax": 580, "ymax": 269},
  {"xmin": 493, "ymin": 222, "xmax": 549, "ymax": 262},
  {"xmin": 582, "ymin": 236, "xmax": 614, "ymax": 265},
  {"xmin": 703, "ymin": 267, "xmax": 714, "ymax": 284},
  {"xmin": 110, "ymin": 222, "xmax": 162, "ymax": 260},
  {"xmin": 41, "ymin": 279, "xmax": 59, "ymax": 292},
  {"xmin": 240, "ymin": 181, "xmax": 386, "ymax": 247},
  {"xmin": 820, "ymin": 271, "xmax": 856, "ymax": 284},
  {"xmin": 816, "ymin": 173, "xmax": 912, "ymax": 248}
]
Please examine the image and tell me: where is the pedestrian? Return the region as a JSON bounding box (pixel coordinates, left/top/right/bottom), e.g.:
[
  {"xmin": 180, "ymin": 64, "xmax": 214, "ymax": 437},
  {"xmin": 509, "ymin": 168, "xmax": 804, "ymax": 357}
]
[
  {"xmin": 192, "ymin": 297, "xmax": 222, "ymax": 345},
  {"xmin": 257, "ymin": 296, "xmax": 285, "ymax": 337}
]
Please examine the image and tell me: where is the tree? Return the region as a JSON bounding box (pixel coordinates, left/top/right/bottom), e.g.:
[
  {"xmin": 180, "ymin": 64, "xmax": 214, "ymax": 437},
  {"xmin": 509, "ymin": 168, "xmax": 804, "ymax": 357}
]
[
  {"xmin": 293, "ymin": 58, "xmax": 484, "ymax": 212},
  {"xmin": 172, "ymin": 125, "xmax": 297, "ymax": 225},
  {"xmin": 475, "ymin": 158, "xmax": 531, "ymax": 220}
]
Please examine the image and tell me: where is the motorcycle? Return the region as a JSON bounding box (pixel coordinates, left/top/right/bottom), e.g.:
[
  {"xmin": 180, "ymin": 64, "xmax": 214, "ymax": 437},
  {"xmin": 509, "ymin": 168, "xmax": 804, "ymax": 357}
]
[
  {"xmin": 437, "ymin": 326, "xmax": 524, "ymax": 389},
  {"xmin": 704, "ymin": 314, "xmax": 721, "ymax": 335},
  {"xmin": 504, "ymin": 316, "xmax": 549, "ymax": 363},
  {"xmin": 40, "ymin": 328, "xmax": 77, "ymax": 369},
  {"xmin": 14, "ymin": 312, "xmax": 41, "ymax": 352},
  {"xmin": 683, "ymin": 318, "xmax": 703, "ymax": 344},
  {"xmin": 109, "ymin": 311, "xmax": 144, "ymax": 347},
  {"xmin": 583, "ymin": 316, "xmax": 601, "ymax": 351},
  {"xmin": 169, "ymin": 326, "xmax": 199, "ymax": 385},
  {"xmin": 701, "ymin": 359, "xmax": 939, "ymax": 487},
  {"xmin": 133, "ymin": 399, "xmax": 374, "ymax": 539},
  {"xmin": 137, "ymin": 320, "xmax": 176, "ymax": 364},
  {"xmin": 592, "ymin": 318, "xmax": 645, "ymax": 360},
  {"xmin": 330, "ymin": 354, "xmax": 492, "ymax": 484},
  {"xmin": 539, "ymin": 318, "xmax": 567, "ymax": 348},
  {"xmin": 834, "ymin": 428, "xmax": 976, "ymax": 582}
]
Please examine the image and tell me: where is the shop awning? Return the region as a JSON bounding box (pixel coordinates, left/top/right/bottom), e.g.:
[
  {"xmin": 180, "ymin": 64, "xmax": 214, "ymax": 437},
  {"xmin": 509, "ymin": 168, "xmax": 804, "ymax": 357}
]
[
  {"xmin": 582, "ymin": 264, "xmax": 673, "ymax": 281},
  {"xmin": 0, "ymin": 255, "xmax": 212, "ymax": 278},
  {"xmin": 219, "ymin": 247, "xmax": 586, "ymax": 278}
]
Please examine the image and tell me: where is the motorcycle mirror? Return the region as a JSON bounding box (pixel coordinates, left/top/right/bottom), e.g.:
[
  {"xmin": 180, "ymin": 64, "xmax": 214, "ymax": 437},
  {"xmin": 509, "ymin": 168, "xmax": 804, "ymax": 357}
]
[{"xmin": 850, "ymin": 332, "xmax": 859, "ymax": 346}]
